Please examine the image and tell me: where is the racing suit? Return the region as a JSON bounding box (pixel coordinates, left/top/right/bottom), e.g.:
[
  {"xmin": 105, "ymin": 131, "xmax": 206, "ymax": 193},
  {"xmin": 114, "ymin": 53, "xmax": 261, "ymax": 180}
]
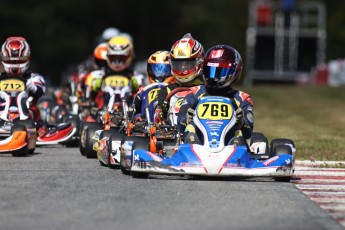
[{"xmin": 0, "ymin": 71, "xmax": 46, "ymax": 122}]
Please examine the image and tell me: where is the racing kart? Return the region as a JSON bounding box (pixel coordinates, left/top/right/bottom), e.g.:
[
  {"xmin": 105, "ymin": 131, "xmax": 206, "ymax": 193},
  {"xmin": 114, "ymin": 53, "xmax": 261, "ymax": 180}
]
[
  {"xmin": 120, "ymin": 96, "xmax": 296, "ymax": 181},
  {"xmin": 79, "ymin": 84, "xmax": 130, "ymax": 159},
  {"xmin": 35, "ymin": 95, "xmax": 80, "ymax": 147},
  {"xmin": 96, "ymin": 83, "xmax": 179, "ymax": 168},
  {"xmin": 0, "ymin": 77, "xmax": 36, "ymax": 156}
]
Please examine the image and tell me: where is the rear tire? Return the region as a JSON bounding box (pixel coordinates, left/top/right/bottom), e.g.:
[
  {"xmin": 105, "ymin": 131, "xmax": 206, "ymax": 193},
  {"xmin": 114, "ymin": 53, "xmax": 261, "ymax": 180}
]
[
  {"xmin": 108, "ymin": 131, "xmax": 123, "ymax": 169},
  {"xmin": 79, "ymin": 122, "xmax": 98, "ymax": 155},
  {"xmin": 85, "ymin": 124, "xmax": 102, "ymax": 159}
]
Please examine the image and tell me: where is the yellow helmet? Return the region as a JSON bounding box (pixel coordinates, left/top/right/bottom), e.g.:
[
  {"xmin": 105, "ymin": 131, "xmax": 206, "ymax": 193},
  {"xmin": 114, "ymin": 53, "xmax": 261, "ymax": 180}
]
[
  {"xmin": 147, "ymin": 50, "xmax": 175, "ymax": 84},
  {"xmin": 106, "ymin": 36, "xmax": 134, "ymax": 71}
]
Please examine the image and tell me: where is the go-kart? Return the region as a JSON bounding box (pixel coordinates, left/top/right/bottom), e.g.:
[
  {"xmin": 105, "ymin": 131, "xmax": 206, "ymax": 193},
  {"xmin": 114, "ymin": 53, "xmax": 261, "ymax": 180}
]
[
  {"xmin": 35, "ymin": 96, "xmax": 79, "ymax": 146},
  {"xmin": 120, "ymin": 96, "xmax": 296, "ymax": 181},
  {"xmin": 0, "ymin": 77, "xmax": 36, "ymax": 156},
  {"xmin": 80, "ymin": 86, "xmax": 130, "ymax": 159},
  {"xmin": 96, "ymin": 83, "xmax": 174, "ymax": 168}
]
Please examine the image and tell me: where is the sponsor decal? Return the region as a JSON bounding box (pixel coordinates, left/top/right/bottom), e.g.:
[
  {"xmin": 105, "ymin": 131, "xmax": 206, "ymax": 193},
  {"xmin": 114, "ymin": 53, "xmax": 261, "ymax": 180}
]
[
  {"xmin": 133, "ymin": 154, "xmax": 139, "ymax": 161},
  {"xmin": 210, "ymin": 132, "xmax": 219, "ymax": 136},
  {"xmin": 210, "ymin": 49, "xmax": 224, "ymax": 58},
  {"xmin": 246, "ymin": 112, "xmax": 254, "ymax": 124},
  {"xmin": 224, "ymin": 163, "xmax": 239, "ymax": 167},
  {"xmin": 207, "ymin": 62, "xmax": 219, "ymax": 67},
  {"xmin": 147, "ymin": 152, "xmax": 163, "ymax": 162},
  {"xmin": 263, "ymin": 156, "xmax": 279, "ymax": 166}
]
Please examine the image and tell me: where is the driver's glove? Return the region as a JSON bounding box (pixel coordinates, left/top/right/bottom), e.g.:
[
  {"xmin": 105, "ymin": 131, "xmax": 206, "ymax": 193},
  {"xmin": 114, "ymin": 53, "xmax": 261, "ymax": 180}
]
[
  {"xmin": 235, "ymin": 108, "xmax": 244, "ymax": 126},
  {"xmin": 161, "ymin": 100, "xmax": 169, "ymax": 112},
  {"xmin": 186, "ymin": 108, "xmax": 195, "ymax": 125}
]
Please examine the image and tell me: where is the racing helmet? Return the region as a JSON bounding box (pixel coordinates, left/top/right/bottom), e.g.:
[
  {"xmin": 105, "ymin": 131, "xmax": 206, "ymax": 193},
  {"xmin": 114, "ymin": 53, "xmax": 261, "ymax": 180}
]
[
  {"xmin": 101, "ymin": 27, "xmax": 120, "ymax": 42},
  {"xmin": 93, "ymin": 43, "xmax": 108, "ymax": 68},
  {"xmin": 106, "ymin": 36, "xmax": 134, "ymax": 72},
  {"xmin": 147, "ymin": 50, "xmax": 175, "ymax": 84},
  {"xmin": 0, "ymin": 36, "xmax": 31, "ymax": 76},
  {"xmin": 169, "ymin": 33, "xmax": 204, "ymax": 83},
  {"xmin": 203, "ymin": 45, "xmax": 243, "ymax": 89}
]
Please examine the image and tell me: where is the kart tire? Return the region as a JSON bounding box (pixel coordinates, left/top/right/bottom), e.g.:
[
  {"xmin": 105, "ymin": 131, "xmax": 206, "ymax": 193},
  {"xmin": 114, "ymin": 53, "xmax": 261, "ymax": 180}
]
[
  {"xmin": 10, "ymin": 125, "xmax": 28, "ymax": 157},
  {"xmin": 14, "ymin": 120, "xmax": 36, "ymax": 154},
  {"xmin": 85, "ymin": 124, "xmax": 102, "ymax": 159},
  {"xmin": 270, "ymin": 138, "xmax": 295, "ymax": 158},
  {"xmin": 119, "ymin": 136, "xmax": 147, "ymax": 174},
  {"xmin": 97, "ymin": 130, "xmax": 114, "ymax": 167},
  {"xmin": 108, "ymin": 131, "xmax": 123, "ymax": 169},
  {"xmin": 14, "ymin": 119, "xmax": 35, "ymax": 129},
  {"xmin": 250, "ymin": 132, "xmax": 269, "ymax": 153},
  {"xmin": 271, "ymin": 143, "xmax": 294, "ymax": 183},
  {"xmin": 79, "ymin": 122, "xmax": 98, "ymax": 155},
  {"xmin": 124, "ymin": 137, "xmax": 149, "ymax": 178}
]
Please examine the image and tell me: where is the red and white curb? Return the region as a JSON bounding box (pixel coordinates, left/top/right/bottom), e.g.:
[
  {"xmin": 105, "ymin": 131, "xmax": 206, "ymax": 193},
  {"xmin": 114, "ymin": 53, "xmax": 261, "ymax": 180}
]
[{"xmin": 293, "ymin": 160, "xmax": 345, "ymax": 228}]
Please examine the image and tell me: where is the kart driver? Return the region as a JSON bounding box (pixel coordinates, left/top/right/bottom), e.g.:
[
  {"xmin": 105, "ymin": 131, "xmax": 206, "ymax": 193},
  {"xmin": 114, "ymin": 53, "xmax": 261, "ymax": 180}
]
[
  {"xmin": 156, "ymin": 33, "xmax": 206, "ymax": 118},
  {"xmin": 131, "ymin": 50, "xmax": 175, "ymax": 121},
  {"xmin": 178, "ymin": 45, "xmax": 254, "ymax": 145},
  {"xmin": 0, "ymin": 36, "xmax": 46, "ymax": 122}
]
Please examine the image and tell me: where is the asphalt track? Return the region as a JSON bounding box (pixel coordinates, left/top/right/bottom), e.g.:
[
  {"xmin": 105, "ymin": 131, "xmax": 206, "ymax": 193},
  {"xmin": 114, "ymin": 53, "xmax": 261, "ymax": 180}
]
[{"xmin": 0, "ymin": 146, "xmax": 342, "ymax": 230}]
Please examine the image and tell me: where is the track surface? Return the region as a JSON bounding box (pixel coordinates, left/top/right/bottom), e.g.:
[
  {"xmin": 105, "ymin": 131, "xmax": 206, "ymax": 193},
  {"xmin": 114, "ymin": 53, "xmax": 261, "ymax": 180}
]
[{"xmin": 0, "ymin": 147, "xmax": 342, "ymax": 230}]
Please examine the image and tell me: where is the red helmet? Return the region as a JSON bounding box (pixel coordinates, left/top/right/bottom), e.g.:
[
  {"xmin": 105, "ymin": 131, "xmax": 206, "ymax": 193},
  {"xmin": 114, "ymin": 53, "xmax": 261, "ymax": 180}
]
[
  {"xmin": 169, "ymin": 33, "xmax": 204, "ymax": 83},
  {"xmin": 203, "ymin": 45, "xmax": 243, "ymax": 89},
  {"xmin": 1, "ymin": 37, "xmax": 31, "ymax": 76}
]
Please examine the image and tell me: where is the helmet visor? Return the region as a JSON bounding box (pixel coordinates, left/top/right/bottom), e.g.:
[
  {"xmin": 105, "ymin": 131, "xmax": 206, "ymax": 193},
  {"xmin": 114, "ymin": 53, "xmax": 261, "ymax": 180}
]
[
  {"xmin": 170, "ymin": 58, "xmax": 198, "ymax": 72},
  {"xmin": 1, "ymin": 56, "xmax": 29, "ymax": 64},
  {"xmin": 203, "ymin": 66, "xmax": 235, "ymax": 79},
  {"xmin": 107, "ymin": 54, "xmax": 129, "ymax": 64},
  {"xmin": 148, "ymin": 63, "xmax": 171, "ymax": 81}
]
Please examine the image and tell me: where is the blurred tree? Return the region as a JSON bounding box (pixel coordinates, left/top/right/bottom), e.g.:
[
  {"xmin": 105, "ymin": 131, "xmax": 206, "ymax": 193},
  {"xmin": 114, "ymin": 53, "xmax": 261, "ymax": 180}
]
[{"xmin": 0, "ymin": 0, "xmax": 344, "ymax": 86}]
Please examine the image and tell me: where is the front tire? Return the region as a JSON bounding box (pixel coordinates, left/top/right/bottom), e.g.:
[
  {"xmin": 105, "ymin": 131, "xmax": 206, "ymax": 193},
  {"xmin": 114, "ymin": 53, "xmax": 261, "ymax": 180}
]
[{"xmin": 85, "ymin": 124, "xmax": 102, "ymax": 159}]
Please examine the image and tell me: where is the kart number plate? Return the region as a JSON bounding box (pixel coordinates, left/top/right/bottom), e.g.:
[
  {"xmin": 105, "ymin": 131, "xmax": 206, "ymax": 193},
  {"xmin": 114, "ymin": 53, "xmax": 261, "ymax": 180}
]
[
  {"xmin": 104, "ymin": 76, "xmax": 129, "ymax": 87},
  {"xmin": 0, "ymin": 79, "xmax": 25, "ymax": 92},
  {"xmin": 197, "ymin": 102, "xmax": 232, "ymax": 120},
  {"xmin": 148, "ymin": 88, "xmax": 160, "ymax": 104}
]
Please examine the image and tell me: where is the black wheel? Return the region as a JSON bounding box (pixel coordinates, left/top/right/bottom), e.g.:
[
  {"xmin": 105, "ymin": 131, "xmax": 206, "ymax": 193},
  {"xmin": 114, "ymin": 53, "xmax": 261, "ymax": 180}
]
[
  {"xmin": 270, "ymin": 142, "xmax": 294, "ymax": 183},
  {"xmin": 250, "ymin": 132, "xmax": 269, "ymax": 154},
  {"xmin": 11, "ymin": 125, "xmax": 28, "ymax": 157},
  {"xmin": 107, "ymin": 131, "xmax": 123, "ymax": 169},
  {"xmin": 85, "ymin": 124, "xmax": 102, "ymax": 159},
  {"xmin": 14, "ymin": 120, "xmax": 36, "ymax": 154},
  {"xmin": 79, "ymin": 122, "xmax": 98, "ymax": 155},
  {"xmin": 11, "ymin": 124, "xmax": 26, "ymax": 134},
  {"xmin": 99, "ymin": 130, "xmax": 114, "ymax": 167},
  {"xmin": 14, "ymin": 119, "xmax": 35, "ymax": 129},
  {"xmin": 270, "ymin": 138, "xmax": 295, "ymax": 158},
  {"xmin": 126, "ymin": 137, "xmax": 149, "ymax": 178},
  {"xmin": 120, "ymin": 136, "xmax": 148, "ymax": 176}
]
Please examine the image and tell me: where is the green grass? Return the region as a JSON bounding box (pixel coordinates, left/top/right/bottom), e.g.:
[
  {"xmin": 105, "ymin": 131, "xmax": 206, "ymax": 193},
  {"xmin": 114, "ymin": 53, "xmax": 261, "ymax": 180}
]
[{"xmin": 242, "ymin": 85, "xmax": 345, "ymax": 161}]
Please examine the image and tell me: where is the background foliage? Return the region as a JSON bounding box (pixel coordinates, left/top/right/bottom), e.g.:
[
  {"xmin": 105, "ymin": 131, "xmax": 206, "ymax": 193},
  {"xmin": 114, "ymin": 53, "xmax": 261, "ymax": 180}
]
[{"xmin": 0, "ymin": 0, "xmax": 344, "ymax": 86}]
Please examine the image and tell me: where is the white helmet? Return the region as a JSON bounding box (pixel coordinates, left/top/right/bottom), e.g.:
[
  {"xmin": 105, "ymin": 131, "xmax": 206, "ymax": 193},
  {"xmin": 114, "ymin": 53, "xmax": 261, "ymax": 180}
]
[{"xmin": 102, "ymin": 27, "xmax": 120, "ymax": 42}]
